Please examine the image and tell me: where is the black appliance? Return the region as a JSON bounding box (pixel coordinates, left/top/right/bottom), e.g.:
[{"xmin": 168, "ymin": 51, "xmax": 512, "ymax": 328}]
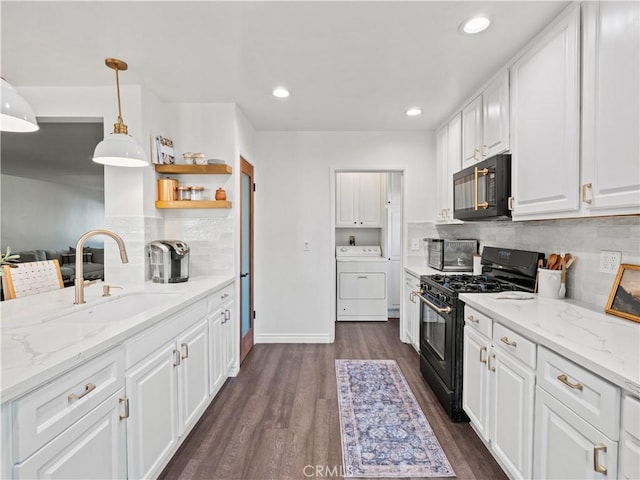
[
  {"xmin": 426, "ymin": 238, "xmax": 478, "ymax": 272},
  {"xmin": 453, "ymin": 154, "xmax": 511, "ymax": 221},
  {"xmin": 416, "ymin": 246, "xmax": 544, "ymax": 421}
]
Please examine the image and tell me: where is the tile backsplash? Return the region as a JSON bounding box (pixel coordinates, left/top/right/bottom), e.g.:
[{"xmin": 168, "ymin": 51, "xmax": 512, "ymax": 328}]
[{"xmin": 408, "ymin": 216, "xmax": 640, "ymax": 310}]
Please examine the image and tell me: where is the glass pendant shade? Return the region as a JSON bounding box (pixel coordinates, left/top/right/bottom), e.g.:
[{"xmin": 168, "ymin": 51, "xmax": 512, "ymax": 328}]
[
  {"xmin": 93, "ymin": 132, "xmax": 148, "ymax": 167},
  {"xmin": 0, "ymin": 78, "xmax": 39, "ymax": 132}
]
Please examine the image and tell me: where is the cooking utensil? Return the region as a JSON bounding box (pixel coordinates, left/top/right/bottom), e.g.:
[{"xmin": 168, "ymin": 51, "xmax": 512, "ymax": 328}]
[
  {"xmin": 565, "ymin": 256, "xmax": 576, "ymax": 269},
  {"xmin": 547, "ymin": 253, "xmax": 559, "ymax": 270},
  {"xmin": 534, "ymin": 258, "xmax": 543, "ymax": 292},
  {"xmin": 559, "ymin": 254, "xmax": 567, "ymax": 297}
]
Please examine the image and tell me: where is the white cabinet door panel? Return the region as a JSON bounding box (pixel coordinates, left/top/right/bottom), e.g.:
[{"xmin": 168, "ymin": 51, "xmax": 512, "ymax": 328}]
[
  {"xmin": 620, "ymin": 394, "xmax": 640, "ymax": 480},
  {"xmin": 491, "ymin": 352, "xmax": 535, "ymax": 479},
  {"xmin": 359, "ymin": 173, "xmax": 383, "ymax": 226},
  {"xmin": 176, "ymin": 319, "xmax": 209, "ymax": 434},
  {"xmin": 336, "ymin": 172, "xmax": 358, "ymax": 226},
  {"xmin": 208, "ymin": 308, "xmax": 224, "ymax": 396},
  {"xmin": 482, "ymin": 70, "xmax": 510, "ymax": 158},
  {"xmin": 534, "ymin": 387, "xmax": 618, "ymax": 479},
  {"xmin": 582, "ymin": 1, "xmax": 640, "ymax": 213},
  {"xmin": 14, "ymin": 390, "xmax": 126, "ymax": 480},
  {"xmin": 511, "ymin": 6, "xmax": 580, "ymax": 218},
  {"xmin": 462, "ymin": 326, "xmax": 491, "ymax": 441},
  {"xmin": 125, "ymin": 342, "xmax": 179, "ymax": 480},
  {"xmin": 462, "ymin": 96, "xmax": 483, "ymax": 169}
]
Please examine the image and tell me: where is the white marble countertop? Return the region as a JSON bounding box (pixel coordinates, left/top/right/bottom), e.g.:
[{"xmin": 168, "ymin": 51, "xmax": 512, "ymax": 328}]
[
  {"xmin": 404, "ymin": 258, "xmax": 443, "ymax": 277},
  {"xmin": 1, "ymin": 275, "xmax": 234, "ymax": 402},
  {"xmin": 459, "ymin": 293, "xmax": 640, "ymax": 396}
]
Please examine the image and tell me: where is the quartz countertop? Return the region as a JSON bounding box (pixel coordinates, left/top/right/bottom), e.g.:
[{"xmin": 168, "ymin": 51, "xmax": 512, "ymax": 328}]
[
  {"xmin": 459, "ymin": 293, "xmax": 640, "ymax": 395},
  {"xmin": 1, "ymin": 276, "xmax": 233, "ymax": 402},
  {"xmin": 404, "ymin": 258, "xmax": 443, "ymax": 277}
]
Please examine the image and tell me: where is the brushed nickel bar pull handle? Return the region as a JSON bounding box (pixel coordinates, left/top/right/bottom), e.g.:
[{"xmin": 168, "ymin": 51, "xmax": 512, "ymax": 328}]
[
  {"xmin": 119, "ymin": 396, "xmax": 129, "ymax": 420},
  {"xmin": 479, "ymin": 346, "xmax": 487, "ymax": 364},
  {"xmin": 473, "ymin": 147, "xmax": 480, "ymax": 161},
  {"xmin": 593, "ymin": 443, "xmax": 607, "ymax": 474},
  {"xmin": 225, "ymin": 309, "xmax": 231, "ymax": 321},
  {"xmin": 500, "ymin": 336, "xmax": 517, "ymax": 347},
  {"xmin": 482, "ymin": 144, "xmax": 488, "ymax": 157},
  {"xmin": 416, "ymin": 294, "xmax": 452, "ymax": 314},
  {"xmin": 467, "ymin": 314, "xmax": 480, "ymax": 323},
  {"xmin": 557, "ymin": 373, "xmax": 583, "ymax": 391},
  {"xmin": 582, "ymin": 183, "xmax": 593, "ymax": 204},
  {"xmin": 508, "ymin": 196, "xmax": 514, "ymax": 211},
  {"xmin": 68, "ymin": 383, "xmax": 96, "ymax": 402},
  {"xmin": 181, "ymin": 342, "xmax": 189, "ymax": 360}
]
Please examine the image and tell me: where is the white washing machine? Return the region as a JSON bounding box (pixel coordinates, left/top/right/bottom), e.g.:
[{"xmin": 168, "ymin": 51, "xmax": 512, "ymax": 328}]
[{"xmin": 336, "ymin": 245, "xmax": 388, "ymax": 321}]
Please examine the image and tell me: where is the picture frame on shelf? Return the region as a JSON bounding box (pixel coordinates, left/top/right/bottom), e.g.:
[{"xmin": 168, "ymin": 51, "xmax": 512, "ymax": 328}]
[
  {"xmin": 605, "ymin": 263, "xmax": 640, "ymax": 323},
  {"xmin": 151, "ymin": 135, "xmax": 175, "ymax": 164}
]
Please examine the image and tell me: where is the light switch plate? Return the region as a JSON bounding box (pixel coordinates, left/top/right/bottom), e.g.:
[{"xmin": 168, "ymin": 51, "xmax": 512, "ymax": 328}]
[
  {"xmin": 410, "ymin": 238, "xmax": 420, "ymax": 251},
  {"xmin": 599, "ymin": 250, "xmax": 621, "ymax": 274},
  {"xmin": 304, "ymin": 240, "xmax": 311, "ymax": 251}
]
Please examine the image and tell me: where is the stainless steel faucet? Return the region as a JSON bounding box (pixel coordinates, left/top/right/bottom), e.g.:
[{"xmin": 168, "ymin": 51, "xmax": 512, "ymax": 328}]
[{"xmin": 74, "ymin": 229, "xmax": 129, "ymax": 304}]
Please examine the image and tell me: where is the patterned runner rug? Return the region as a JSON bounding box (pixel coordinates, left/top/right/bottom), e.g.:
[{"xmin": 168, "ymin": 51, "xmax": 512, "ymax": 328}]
[{"xmin": 335, "ymin": 359, "xmax": 455, "ymax": 478}]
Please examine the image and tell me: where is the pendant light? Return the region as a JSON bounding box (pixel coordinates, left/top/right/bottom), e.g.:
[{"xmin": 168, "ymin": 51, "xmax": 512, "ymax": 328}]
[
  {"xmin": 93, "ymin": 58, "xmax": 148, "ymax": 167},
  {"xmin": 0, "ymin": 78, "xmax": 39, "ymax": 132}
]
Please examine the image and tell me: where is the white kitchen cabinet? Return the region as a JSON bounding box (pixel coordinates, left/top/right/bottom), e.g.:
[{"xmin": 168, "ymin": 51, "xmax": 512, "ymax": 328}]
[
  {"xmin": 436, "ymin": 113, "xmax": 462, "ymax": 222},
  {"xmin": 581, "ymin": 1, "xmax": 640, "ymax": 215},
  {"xmin": 125, "ymin": 311, "xmax": 209, "ymax": 480},
  {"xmin": 125, "ymin": 342, "xmax": 179, "ymax": 480},
  {"xmin": 462, "ymin": 308, "xmax": 535, "ymax": 479},
  {"xmin": 208, "ymin": 286, "xmax": 234, "ymax": 396},
  {"xmin": 620, "ymin": 394, "xmax": 640, "ymax": 480},
  {"xmin": 336, "ymin": 172, "xmax": 383, "ymax": 227},
  {"xmin": 402, "ymin": 272, "xmax": 420, "ymax": 352},
  {"xmin": 510, "ymin": 5, "xmax": 581, "ymax": 219},
  {"xmin": 385, "ymin": 171, "xmax": 402, "ymax": 206},
  {"xmin": 534, "ymin": 387, "xmax": 618, "ymax": 479},
  {"xmin": 176, "ymin": 319, "xmax": 210, "ymax": 433},
  {"xmin": 221, "ymin": 294, "xmax": 235, "ymax": 374},
  {"xmin": 387, "ymin": 258, "xmax": 401, "ymax": 315},
  {"xmin": 461, "ymin": 71, "xmax": 510, "ymax": 171},
  {"xmin": 13, "ymin": 390, "xmax": 127, "ymax": 480},
  {"xmin": 462, "ymin": 96, "xmax": 483, "ymax": 168},
  {"xmin": 383, "ymin": 201, "xmax": 401, "ymax": 315}
]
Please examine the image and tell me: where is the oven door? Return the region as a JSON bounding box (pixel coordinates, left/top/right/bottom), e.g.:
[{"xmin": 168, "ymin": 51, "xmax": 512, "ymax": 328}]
[{"xmin": 418, "ymin": 291, "xmax": 456, "ymax": 389}]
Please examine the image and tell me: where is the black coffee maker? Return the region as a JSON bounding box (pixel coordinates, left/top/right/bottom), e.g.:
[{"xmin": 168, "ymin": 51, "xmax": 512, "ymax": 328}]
[{"xmin": 149, "ymin": 240, "xmax": 190, "ymax": 283}]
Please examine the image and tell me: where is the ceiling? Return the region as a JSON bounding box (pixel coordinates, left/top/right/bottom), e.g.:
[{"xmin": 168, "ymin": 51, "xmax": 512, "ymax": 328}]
[{"xmin": 1, "ymin": 1, "xmax": 570, "ymax": 132}]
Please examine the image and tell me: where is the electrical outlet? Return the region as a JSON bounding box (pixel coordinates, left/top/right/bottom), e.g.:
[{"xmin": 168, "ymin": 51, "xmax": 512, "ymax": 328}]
[
  {"xmin": 304, "ymin": 240, "xmax": 311, "ymax": 251},
  {"xmin": 600, "ymin": 250, "xmax": 621, "ymax": 274},
  {"xmin": 411, "ymin": 238, "xmax": 420, "ymax": 251}
]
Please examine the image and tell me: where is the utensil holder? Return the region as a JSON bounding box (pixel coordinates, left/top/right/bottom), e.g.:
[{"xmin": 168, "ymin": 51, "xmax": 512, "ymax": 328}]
[{"xmin": 538, "ymin": 268, "xmax": 564, "ymax": 299}]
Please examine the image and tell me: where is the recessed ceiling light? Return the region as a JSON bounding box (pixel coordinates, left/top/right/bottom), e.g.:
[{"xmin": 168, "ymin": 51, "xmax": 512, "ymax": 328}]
[
  {"xmin": 272, "ymin": 87, "xmax": 290, "ymax": 98},
  {"xmin": 461, "ymin": 16, "xmax": 491, "ymax": 34},
  {"xmin": 405, "ymin": 107, "xmax": 422, "ymax": 117}
]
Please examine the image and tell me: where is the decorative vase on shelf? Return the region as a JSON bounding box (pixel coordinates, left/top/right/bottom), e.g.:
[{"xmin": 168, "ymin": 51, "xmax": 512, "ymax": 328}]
[{"xmin": 215, "ymin": 188, "xmax": 227, "ymax": 201}]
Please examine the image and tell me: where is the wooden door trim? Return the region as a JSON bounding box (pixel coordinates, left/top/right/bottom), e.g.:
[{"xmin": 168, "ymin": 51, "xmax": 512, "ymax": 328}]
[{"xmin": 240, "ymin": 157, "xmax": 254, "ymax": 363}]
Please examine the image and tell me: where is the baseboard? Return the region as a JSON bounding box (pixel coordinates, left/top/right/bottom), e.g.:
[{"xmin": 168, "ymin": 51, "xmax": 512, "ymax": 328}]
[{"xmin": 255, "ymin": 333, "xmax": 333, "ymax": 344}]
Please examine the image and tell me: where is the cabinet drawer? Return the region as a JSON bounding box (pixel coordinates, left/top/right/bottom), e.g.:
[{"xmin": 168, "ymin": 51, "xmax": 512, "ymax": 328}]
[
  {"xmin": 464, "ymin": 306, "xmax": 492, "ymax": 338},
  {"xmin": 12, "ymin": 347, "xmax": 124, "ymax": 462},
  {"xmin": 493, "ymin": 322, "xmax": 536, "ymax": 369},
  {"xmin": 126, "ymin": 299, "xmax": 207, "ymax": 368},
  {"xmin": 537, "ymin": 347, "xmax": 620, "ymax": 440},
  {"xmin": 208, "ymin": 284, "xmax": 234, "ymax": 313}
]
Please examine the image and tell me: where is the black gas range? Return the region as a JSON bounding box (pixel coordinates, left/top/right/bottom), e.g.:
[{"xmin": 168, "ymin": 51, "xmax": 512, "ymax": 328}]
[{"xmin": 416, "ymin": 246, "xmax": 544, "ymax": 422}]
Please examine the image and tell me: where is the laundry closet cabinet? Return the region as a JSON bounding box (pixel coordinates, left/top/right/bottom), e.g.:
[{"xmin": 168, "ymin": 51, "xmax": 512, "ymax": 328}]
[{"xmin": 336, "ymin": 172, "xmax": 383, "ymax": 227}]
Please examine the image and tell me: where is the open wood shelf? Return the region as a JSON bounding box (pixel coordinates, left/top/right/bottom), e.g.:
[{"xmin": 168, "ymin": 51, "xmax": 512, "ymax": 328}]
[
  {"xmin": 154, "ymin": 164, "xmax": 232, "ymax": 175},
  {"xmin": 155, "ymin": 200, "xmax": 233, "ymax": 209}
]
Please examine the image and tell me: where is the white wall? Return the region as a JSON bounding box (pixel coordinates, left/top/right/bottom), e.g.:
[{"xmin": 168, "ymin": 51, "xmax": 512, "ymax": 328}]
[
  {"xmin": 254, "ymin": 131, "xmax": 434, "ymax": 342},
  {"xmin": 1, "ymin": 174, "xmax": 104, "ymax": 251}
]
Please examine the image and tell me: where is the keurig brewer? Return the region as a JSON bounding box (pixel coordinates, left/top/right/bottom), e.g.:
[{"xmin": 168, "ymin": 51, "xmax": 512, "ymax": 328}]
[{"xmin": 149, "ymin": 240, "xmax": 190, "ymax": 283}]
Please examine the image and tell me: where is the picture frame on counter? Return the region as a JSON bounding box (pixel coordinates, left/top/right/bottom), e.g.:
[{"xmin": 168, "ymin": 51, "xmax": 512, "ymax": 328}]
[{"xmin": 605, "ymin": 263, "xmax": 640, "ymax": 323}]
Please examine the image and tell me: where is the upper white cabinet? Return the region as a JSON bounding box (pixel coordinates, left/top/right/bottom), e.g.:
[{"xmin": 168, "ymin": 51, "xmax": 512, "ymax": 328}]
[
  {"xmin": 436, "ymin": 113, "xmax": 462, "ymax": 222},
  {"xmin": 462, "ymin": 71, "xmax": 510, "ymax": 170},
  {"xmin": 581, "ymin": 1, "xmax": 640, "ymax": 215},
  {"xmin": 336, "ymin": 172, "xmax": 383, "ymax": 227},
  {"xmin": 510, "ymin": 5, "xmax": 581, "ymax": 220}
]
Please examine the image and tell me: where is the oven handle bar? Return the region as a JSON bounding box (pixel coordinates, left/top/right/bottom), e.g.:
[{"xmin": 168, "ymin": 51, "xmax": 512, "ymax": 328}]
[{"xmin": 416, "ymin": 293, "xmax": 452, "ymax": 314}]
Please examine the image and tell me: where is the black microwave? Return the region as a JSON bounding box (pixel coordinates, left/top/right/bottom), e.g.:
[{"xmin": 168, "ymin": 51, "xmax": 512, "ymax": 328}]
[{"xmin": 453, "ymin": 154, "xmax": 511, "ymax": 221}]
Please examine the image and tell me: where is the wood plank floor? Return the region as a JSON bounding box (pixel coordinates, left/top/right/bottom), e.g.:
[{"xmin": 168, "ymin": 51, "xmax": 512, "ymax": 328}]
[{"xmin": 159, "ymin": 320, "xmax": 507, "ymax": 480}]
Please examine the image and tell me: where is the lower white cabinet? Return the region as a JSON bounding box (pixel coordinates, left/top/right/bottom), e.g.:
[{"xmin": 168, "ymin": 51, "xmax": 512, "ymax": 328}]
[
  {"xmin": 125, "ymin": 314, "xmax": 209, "ymax": 479},
  {"xmin": 534, "ymin": 387, "xmax": 618, "ymax": 479},
  {"xmin": 463, "ymin": 310, "xmax": 535, "ymax": 479},
  {"xmin": 403, "ymin": 272, "xmax": 420, "ymax": 352},
  {"xmin": 221, "ymin": 293, "xmax": 235, "ymax": 374},
  {"xmin": 620, "ymin": 394, "xmax": 640, "ymax": 480},
  {"xmin": 209, "ymin": 287, "xmax": 235, "ymax": 396},
  {"xmin": 13, "ymin": 389, "xmax": 127, "ymax": 480}
]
